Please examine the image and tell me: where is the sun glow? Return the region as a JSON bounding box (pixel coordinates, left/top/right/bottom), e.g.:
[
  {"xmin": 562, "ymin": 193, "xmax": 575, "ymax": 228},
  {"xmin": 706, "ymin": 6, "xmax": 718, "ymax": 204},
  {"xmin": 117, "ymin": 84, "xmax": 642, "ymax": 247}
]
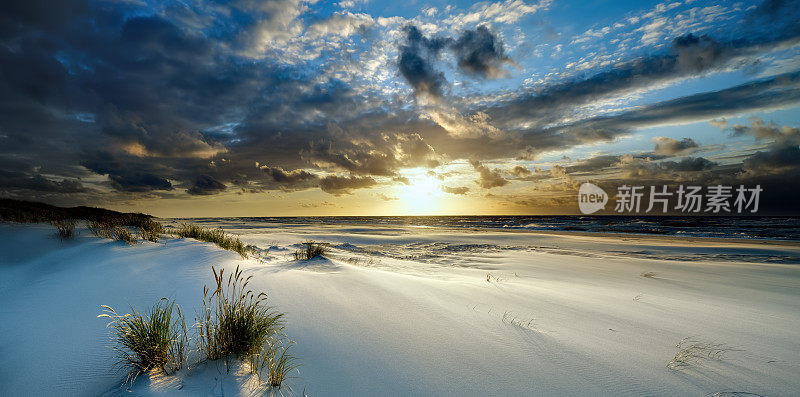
[{"xmin": 398, "ymin": 174, "xmax": 444, "ymax": 215}]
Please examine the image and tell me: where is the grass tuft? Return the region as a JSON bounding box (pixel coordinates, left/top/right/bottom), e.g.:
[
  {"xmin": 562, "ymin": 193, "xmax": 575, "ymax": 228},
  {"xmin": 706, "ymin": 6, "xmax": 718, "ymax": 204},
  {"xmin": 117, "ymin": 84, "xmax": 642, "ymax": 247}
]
[
  {"xmin": 293, "ymin": 241, "xmax": 328, "ymax": 260},
  {"xmin": 51, "ymin": 218, "xmax": 76, "ymax": 240},
  {"xmin": 251, "ymin": 339, "xmax": 300, "ymax": 388},
  {"xmin": 641, "ymin": 271, "xmax": 657, "ymax": 278},
  {"xmin": 114, "ymin": 226, "xmax": 137, "ymax": 244},
  {"xmin": 98, "ymin": 298, "xmax": 188, "ymax": 385},
  {"xmin": 198, "ymin": 265, "xmax": 284, "ymax": 362},
  {"xmin": 99, "ymin": 266, "xmax": 297, "ymax": 390},
  {"xmin": 138, "ymin": 219, "xmax": 165, "ymax": 242},
  {"xmin": 87, "ymin": 220, "xmax": 138, "ymax": 244},
  {"xmin": 667, "ymin": 337, "xmax": 739, "ymax": 370},
  {"xmin": 197, "ymin": 265, "xmax": 298, "ymax": 388},
  {"xmin": 501, "ymin": 311, "xmax": 535, "ymax": 330},
  {"xmin": 174, "ymin": 224, "xmax": 256, "ymax": 258},
  {"xmin": 1, "ymin": 198, "xmax": 159, "ymax": 234}
]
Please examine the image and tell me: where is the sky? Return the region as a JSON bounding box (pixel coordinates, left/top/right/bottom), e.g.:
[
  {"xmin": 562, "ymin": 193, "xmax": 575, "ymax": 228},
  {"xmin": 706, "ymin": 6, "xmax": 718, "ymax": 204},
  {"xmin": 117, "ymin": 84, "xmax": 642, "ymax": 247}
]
[{"xmin": 1, "ymin": 0, "xmax": 799, "ymax": 216}]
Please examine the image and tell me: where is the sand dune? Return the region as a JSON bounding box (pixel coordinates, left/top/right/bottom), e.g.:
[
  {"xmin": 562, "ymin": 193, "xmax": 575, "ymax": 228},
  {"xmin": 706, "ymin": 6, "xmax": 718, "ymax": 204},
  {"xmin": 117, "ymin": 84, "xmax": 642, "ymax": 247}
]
[{"xmin": 1, "ymin": 222, "xmax": 798, "ymax": 396}]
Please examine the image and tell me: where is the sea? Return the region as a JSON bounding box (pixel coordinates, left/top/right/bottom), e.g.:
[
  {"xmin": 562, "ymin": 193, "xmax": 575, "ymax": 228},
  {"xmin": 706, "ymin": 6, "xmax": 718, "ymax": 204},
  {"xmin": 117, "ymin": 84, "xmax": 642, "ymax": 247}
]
[{"xmin": 170, "ymin": 216, "xmax": 800, "ymax": 241}]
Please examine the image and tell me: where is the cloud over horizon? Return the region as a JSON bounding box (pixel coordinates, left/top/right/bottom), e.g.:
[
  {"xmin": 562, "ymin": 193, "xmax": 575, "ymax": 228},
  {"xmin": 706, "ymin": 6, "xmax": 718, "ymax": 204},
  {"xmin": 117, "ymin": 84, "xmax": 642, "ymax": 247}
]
[{"xmin": 1, "ymin": 0, "xmax": 799, "ymax": 214}]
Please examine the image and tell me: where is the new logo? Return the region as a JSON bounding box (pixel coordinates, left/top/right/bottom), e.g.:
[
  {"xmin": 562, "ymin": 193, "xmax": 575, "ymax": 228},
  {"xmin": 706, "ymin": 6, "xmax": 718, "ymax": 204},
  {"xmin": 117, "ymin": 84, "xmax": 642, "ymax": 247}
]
[{"xmin": 578, "ymin": 183, "xmax": 608, "ymax": 214}]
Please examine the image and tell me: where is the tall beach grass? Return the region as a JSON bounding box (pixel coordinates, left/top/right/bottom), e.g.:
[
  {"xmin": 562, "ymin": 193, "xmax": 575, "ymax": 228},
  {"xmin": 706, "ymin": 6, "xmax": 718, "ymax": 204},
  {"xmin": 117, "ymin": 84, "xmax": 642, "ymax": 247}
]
[
  {"xmin": 196, "ymin": 265, "xmax": 298, "ymax": 388},
  {"xmin": 174, "ymin": 224, "xmax": 256, "ymax": 258},
  {"xmin": 98, "ymin": 298, "xmax": 188, "ymax": 385}
]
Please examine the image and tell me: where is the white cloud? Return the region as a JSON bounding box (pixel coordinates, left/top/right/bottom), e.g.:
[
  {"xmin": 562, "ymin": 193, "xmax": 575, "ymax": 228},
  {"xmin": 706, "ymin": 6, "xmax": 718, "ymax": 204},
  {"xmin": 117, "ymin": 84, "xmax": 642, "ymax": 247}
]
[{"xmin": 443, "ymin": 0, "xmax": 551, "ymax": 28}]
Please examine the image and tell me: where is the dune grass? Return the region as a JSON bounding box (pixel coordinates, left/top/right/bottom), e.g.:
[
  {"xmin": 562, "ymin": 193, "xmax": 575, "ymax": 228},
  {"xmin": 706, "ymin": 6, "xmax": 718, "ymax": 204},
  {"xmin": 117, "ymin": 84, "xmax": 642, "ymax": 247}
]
[
  {"xmin": 294, "ymin": 241, "xmax": 328, "ymax": 260},
  {"xmin": 667, "ymin": 337, "xmax": 739, "ymax": 370},
  {"xmin": 197, "ymin": 265, "xmax": 295, "ymax": 387},
  {"xmin": 501, "ymin": 311, "xmax": 535, "ymax": 330},
  {"xmin": 51, "ymin": 219, "xmax": 76, "ymax": 240},
  {"xmin": 86, "ymin": 220, "xmax": 115, "ymax": 239},
  {"xmin": 98, "ymin": 298, "xmax": 188, "ymax": 385},
  {"xmin": 254, "ymin": 339, "xmax": 300, "ymax": 388},
  {"xmin": 100, "ymin": 266, "xmax": 298, "ymax": 390},
  {"xmin": 87, "ymin": 220, "xmax": 138, "ymax": 244},
  {"xmin": 138, "ymin": 220, "xmax": 165, "ymax": 242},
  {"xmin": 641, "ymin": 271, "xmax": 657, "ymax": 278},
  {"xmin": 197, "ymin": 265, "xmax": 297, "ymax": 387},
  {"xmin": 198, "ymin": 265, "xmax": 284, "ymax": 359},
  {"xmin": 1, "ymin": 198, "xmax": 158, "ymax": 228},
  {"xmin": 174, "ymin": 224, "xmax": 256, "ymax": 258},
  {"xmin": 1, "ymin": 198, "xmax": 165, "ymax": 244}
]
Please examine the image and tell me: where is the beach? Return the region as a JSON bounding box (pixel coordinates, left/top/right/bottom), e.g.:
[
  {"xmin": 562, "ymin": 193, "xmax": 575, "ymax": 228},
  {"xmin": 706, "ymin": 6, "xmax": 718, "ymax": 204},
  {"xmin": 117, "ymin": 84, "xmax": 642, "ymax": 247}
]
[{"xmin": 1, "ymin": 220, "xmax": 798, "ymax": 396}]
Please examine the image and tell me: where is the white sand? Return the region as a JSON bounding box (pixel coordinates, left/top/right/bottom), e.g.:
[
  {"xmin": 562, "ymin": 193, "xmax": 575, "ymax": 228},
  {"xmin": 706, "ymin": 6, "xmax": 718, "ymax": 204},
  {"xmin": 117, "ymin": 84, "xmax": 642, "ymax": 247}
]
[{"xmin": 1, "ymin": 221, "xmax": 799, "ymax": 396}]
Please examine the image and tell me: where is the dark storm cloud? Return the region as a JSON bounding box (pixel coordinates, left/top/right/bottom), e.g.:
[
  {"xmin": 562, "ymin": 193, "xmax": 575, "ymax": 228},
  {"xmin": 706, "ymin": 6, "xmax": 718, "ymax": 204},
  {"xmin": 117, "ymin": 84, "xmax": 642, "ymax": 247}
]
[
  {"xmin": 108, "ymin": 173, "xmax": 173, "ymax": 193},
  {"xmin": 305, "ymin": 142, "xmax": 398, "ymax": 176},
  {"xmin": 441, "ymin": 185, "xmax": 469, "ymax": 195},
  {"xmin": 0, "ymin": 0, "xmax": 392, "ymax": 199},
  {"xmin": 505, "ymin": 71, "xmax": 800, "ymax": 159},
  {"xmin": 750, "ymin": 0, "xmax": 800, "ymax": 17},
  {"xmin": 0, "ymin": 0, "xmax": 88, "ymax": 36},
  {"xmin": 0, "ymin": 170, "xmax": 87, "ymax": 193},
  {"xmin": 731, "ymin": 119, "xmax": 800, "ymax": 212},
  {"xmin": 720, "ymin": 118, "xmax": 800, "ymax": 179},
  {"xmin": 398, "ymin": 25, "xmax": 452, "ymax": 98},
  {"xmin": 187, "ymin": 175, "xmax": 226, "ymax": 196},
  {"xmin": 653, "ymin": 137, "xmax": 699, "ymax": 156},
  {"xmin": 575, "ymin": 152, "xmax": 716, "ymax": 177},
  {"xmin": 319, "ymin": 175, "xmax": 377, "ymax": 195},
  {"xmin": 742, "ymin": 144, "xmax": 800, "ymax": 175},
  {"xmin": 509, "ymin": 166, "xmax": 532, "ymax": 177},
  {"xmin": 470, "ymin": 160, "xmax": 509, "ymax": 189},
  {"xmin": 669, "ymin": 33, "xmax": 725, "ymax": 74},
  {"xmin": 595, "ymin": 72, "xmax": 800, "ymax": 127},
  {"xmin": 302, "ymin": 133, "xmax": 439, "ymax": 177},
  {"xmin": 81, "ymin": 152, "xmax": 174, "ymax": 193},
  {"xmin": 566, "ymin": 155, "xmax": 623, "ymax": 174},
  {"xmin": 451, "ymin": 26, "xmax": 511, "ymax": 78},
  {"xmin": 397, "ymin": 25, "xmax": 511, "ymax": 96},
  {"xmin": 0, "ymin": 0, "xmax": 250, "ymax": 194},
  {"xmin": 729, "ymin": 118, "xmax": 800, "ymax": 143},
  {"xmin": 257, "ymin": 164, "xmax": 319, "ymax": 185},
  {"xmin": 659, "ymin": 157, "xmax": 717, "ymax": 172}
]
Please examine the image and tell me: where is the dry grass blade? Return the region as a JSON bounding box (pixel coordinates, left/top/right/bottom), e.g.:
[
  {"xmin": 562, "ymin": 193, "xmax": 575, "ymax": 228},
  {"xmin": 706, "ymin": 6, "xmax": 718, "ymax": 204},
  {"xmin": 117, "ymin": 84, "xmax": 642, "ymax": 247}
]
[
  {"xmin": 293, "ymin": 241, "xmax": 328, "ymax": 260},
  {"xmin": 138, "ymin": 219, "xmax": 165, "ymax": 242},
  {"xmin": 252, "ymin": 338, "xmax": 300, "ymax": 389},
  {"xmin": 501, "ymin": 311, "xmax": 535, "ymax": 330},
  {"xmin": 114, "ymin": 226, "xmax": 137, "ymax": 244},
  {"xmin": 51, "ymin": 218, "xmax": 76, "ymax": 240},
  {"xmin": 174, "ymin": 223, "xmax": 257, "ymax": 258},
  {"xmin": 86, "ymin": 219, "xmax": 139, "ymax": 244},
  {"xmin": 667, "ymin": 337, "xmax": 740, "ymax": 370}
]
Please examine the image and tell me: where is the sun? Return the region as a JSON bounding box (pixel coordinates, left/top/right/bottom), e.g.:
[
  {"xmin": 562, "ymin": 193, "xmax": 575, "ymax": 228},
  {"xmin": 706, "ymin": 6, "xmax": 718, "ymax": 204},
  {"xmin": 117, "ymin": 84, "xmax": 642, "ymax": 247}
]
[{"xmin": 398, "ymin": 174, "xmax": 444, "ymax": 215}]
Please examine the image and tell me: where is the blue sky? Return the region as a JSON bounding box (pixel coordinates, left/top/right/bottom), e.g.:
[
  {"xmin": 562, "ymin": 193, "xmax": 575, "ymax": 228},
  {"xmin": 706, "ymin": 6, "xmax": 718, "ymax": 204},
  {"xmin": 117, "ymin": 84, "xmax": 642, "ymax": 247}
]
[{"xmin": 0, "ymin": 0, "xmax": 799, "ymax": 215}]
